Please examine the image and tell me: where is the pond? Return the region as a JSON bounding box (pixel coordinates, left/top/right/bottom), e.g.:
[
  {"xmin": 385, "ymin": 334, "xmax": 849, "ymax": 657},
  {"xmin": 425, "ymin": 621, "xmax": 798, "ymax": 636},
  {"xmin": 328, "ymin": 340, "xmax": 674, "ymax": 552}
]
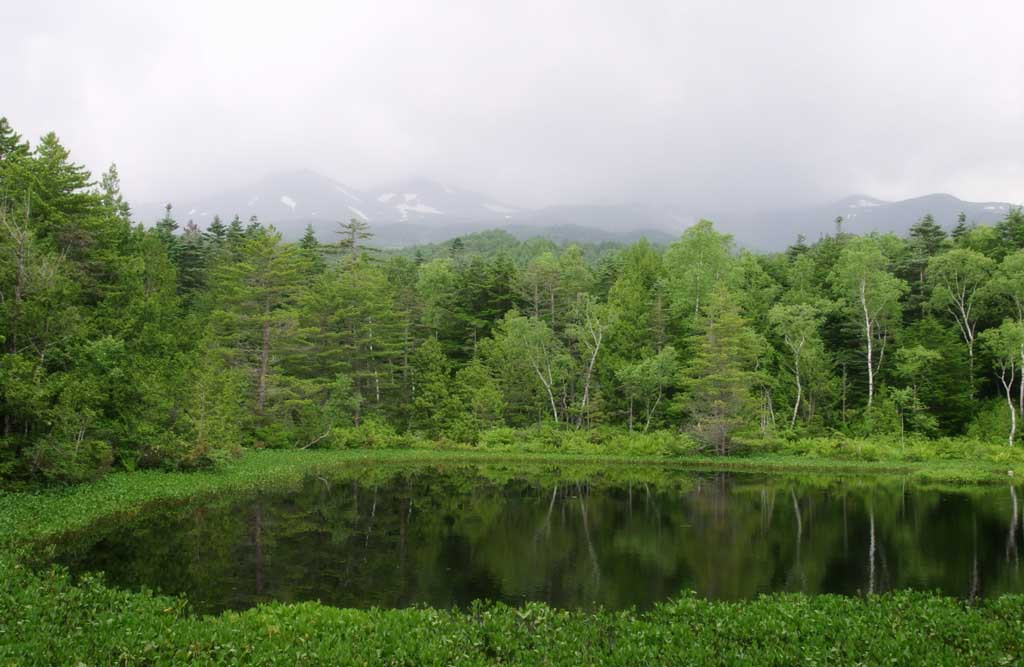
[{"xmin": 53, "ymin": 465, "xmax": 1024, "ymax": 613}]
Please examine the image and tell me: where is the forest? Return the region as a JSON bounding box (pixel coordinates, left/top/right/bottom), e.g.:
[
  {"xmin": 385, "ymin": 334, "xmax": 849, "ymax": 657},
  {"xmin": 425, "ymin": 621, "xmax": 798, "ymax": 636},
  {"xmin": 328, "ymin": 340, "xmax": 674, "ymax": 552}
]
[{"xmin": 3, "ymin": 116, "xmax": 1024, "ymax": 483}]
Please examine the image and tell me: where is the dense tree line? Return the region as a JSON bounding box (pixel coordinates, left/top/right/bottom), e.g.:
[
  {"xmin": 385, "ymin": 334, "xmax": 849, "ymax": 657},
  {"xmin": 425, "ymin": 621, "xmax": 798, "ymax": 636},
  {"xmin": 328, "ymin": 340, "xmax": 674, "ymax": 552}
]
[{"xmin": 3, "ymin": 118, "xmax": 1024, "ymax": 481}]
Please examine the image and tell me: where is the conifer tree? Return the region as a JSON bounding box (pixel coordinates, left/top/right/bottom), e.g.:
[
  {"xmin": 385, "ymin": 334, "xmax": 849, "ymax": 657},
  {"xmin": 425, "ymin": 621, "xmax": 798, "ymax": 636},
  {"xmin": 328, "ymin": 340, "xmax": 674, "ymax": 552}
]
[
  {"xmin": 951, "ymin": 212, "xmax": 970, "ymax": 243},
  {"xmin": 211, "ymin": 227, "xmax": 309, "ymax": 421},
  {"xmin": 98, "ymin": 163, "xmax": 131, "ymax": 222},
  {"xmin": 336, "ymin": 218, "xmax": 375, "ymax": 257},
  {"xmin": 677, "ymin": 288, "xmax": 762, "ymax": 454},
  {"xmin": 204, "ymin": 215, "xmax": 227, "ymax": 246}
]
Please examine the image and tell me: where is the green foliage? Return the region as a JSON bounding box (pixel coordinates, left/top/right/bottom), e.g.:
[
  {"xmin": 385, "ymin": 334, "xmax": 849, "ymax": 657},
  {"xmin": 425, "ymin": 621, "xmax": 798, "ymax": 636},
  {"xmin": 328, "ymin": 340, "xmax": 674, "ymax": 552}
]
[
  {"xmin": 676, "ymin": 289, "xmax": 764, "ymax": 453},
  {"xmin": 1, "ymin": 450, "xmax": 1023, "ymax": 665},
  {"xmin": 663, "ymin": 219, "xmax": 735, "ymax": 325},
  {"xmin": 5, "ymin": 115, "xmax": 1024, "ymax": 484}
]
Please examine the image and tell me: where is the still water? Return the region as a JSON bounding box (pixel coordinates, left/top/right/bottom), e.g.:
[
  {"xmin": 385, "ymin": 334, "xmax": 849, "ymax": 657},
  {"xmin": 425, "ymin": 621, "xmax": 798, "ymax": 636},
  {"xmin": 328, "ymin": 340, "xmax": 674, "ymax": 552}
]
[{"xmin": 54, "ymin": 465, "xmax": 1024, "ymax": 613}]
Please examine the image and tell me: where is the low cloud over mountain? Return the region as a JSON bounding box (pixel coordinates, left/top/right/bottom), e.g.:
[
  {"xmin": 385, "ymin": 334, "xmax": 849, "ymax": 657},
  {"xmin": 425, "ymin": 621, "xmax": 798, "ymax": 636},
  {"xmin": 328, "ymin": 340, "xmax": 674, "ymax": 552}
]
[{"xmin": 139, "ymin": 170, "xmax": 1018, "ymax": 249}]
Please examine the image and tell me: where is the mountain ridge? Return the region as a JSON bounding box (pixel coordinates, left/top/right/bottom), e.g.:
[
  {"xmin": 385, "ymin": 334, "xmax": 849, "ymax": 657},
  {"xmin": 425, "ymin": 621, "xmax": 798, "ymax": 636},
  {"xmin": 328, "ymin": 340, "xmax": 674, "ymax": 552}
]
[{"xmin": 136, "ymin": 170, "xmax": 1019, "ymax": 249}]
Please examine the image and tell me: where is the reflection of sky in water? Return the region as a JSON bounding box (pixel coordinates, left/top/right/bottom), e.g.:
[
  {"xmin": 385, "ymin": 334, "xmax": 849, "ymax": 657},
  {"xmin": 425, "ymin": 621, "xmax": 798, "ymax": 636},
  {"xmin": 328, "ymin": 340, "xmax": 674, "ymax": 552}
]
[{"xmin": 55, "ymin": 467, "xmax": 1024, "ymax": 614}]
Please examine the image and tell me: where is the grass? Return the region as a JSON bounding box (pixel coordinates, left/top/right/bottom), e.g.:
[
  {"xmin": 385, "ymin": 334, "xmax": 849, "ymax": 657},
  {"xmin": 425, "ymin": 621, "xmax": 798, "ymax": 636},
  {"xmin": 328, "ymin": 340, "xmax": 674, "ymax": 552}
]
[{"xmin": 1, "ymin": 447, "xmax": 1023, "ymax": 665}]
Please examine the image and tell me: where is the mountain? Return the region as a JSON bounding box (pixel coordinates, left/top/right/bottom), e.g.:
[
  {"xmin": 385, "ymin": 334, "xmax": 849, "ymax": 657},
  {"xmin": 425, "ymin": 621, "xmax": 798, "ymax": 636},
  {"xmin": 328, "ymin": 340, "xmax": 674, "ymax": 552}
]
[
  {"xmin": 136, "ymin": 170, "xmax": 524, "ymax": 240},
  {"xmin": 136, "ymin": 170, "xmax": 1017, "ymax": 249},
  {"xmin": 750, "ymin": 193, "xmax": 1016, "ymax": 248}
]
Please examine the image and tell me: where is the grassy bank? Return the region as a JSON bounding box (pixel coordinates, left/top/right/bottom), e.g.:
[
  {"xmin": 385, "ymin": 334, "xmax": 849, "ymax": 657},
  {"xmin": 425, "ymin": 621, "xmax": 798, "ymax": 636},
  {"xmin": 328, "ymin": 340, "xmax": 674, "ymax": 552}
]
[
  {"xmin": 3, "ymin": 567, "xmax": 1022, "ymax": 666},
  {"xmin": 2, "ymin": 448, "xmax": 1023, "ymax": 665}
]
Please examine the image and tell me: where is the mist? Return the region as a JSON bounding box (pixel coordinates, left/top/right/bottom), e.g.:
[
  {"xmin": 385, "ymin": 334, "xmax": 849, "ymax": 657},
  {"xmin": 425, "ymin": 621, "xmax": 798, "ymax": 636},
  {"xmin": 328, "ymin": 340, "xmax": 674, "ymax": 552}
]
[{"xmin": 4, "ymin": 0, "xmax": 1023, "ymax": 220}]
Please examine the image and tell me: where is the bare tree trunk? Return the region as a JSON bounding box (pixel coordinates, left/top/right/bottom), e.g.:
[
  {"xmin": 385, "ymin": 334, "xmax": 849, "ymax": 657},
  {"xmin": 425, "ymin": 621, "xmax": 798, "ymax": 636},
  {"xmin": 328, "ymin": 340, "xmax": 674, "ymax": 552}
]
[
  {"xmin": 1008, "ymin": 485, "xmax": 1019, "ymax": 564},
  {"xmin": 643, "ymin": 392, "xmax": 662, "ymax": 433},
  {"xmin": 861, "ymin": 280, "xmax": 875, "ymax": 408},
  {"xmin": 532, "ymin": 360, "xmax": 559, "ymax": 423},
  {"xmin": 1019, "ymin": 352, "xmax": 1023, "ymax": 421},
  {"xmin": 791, "ymin": 366, "xmax": 802, "ymax": 429},
  {"xmin": 1000, "ymin": 369, "xmax": 1017, "ymax": 447},
  {"xmin": 577, "ymin": 316, "xmax": 604, "ymax": 428}
]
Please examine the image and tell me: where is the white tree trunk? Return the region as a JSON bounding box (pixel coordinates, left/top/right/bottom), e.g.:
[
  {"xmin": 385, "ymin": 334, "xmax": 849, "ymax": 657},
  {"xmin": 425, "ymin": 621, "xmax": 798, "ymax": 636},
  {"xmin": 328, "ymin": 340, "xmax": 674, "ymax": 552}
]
[{"xmin": 860, "ymin": 280, "xmax": 875, "ymax": 408}]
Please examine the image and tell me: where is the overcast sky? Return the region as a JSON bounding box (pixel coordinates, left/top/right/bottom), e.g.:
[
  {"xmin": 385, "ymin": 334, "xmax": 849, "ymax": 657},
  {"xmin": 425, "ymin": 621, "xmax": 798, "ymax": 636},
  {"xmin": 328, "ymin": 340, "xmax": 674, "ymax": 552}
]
[{"xmin": 4, "ymin": 0, "xmax": 1023, "ymax": 212}]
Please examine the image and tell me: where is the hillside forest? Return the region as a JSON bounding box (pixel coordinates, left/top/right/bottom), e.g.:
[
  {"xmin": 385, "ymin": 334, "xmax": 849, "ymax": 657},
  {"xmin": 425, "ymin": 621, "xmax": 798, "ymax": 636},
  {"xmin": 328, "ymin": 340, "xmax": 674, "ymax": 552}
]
[{"xmin": 3, "ymin": 118, "xmax": 1024, "ymax": 482}]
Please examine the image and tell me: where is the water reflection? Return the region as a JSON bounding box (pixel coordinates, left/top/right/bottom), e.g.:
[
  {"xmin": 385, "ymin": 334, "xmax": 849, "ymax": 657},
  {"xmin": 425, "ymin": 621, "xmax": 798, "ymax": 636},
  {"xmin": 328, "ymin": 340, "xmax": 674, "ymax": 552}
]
[{"xmin": 54, "ymin": 466, "xmax": 1024, "ymax": 613}]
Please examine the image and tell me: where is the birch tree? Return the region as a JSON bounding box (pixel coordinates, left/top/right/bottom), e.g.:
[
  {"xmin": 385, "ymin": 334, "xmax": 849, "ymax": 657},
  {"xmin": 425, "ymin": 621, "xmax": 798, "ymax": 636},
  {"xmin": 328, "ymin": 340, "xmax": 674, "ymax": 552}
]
[
  {"xmin": 830, "ymin": 237, "xmax": 908, "ymax": 408},
  {"xmin": 567, "ymin": 294, "xmax": 617, "ymax": 427},
  {"xmin": 980, "ymin": 321, "xmax": 1024, "ymax": 446},
  {"xmin": 663, "ymin": 220, "xmax": 734, "ymax": 322},
  {"xmin": 616, "ymin": 346, "xmax": 677, "ymax": 432},
  {"xmin": 768, "ymin": 303, "xmax": 826, "ymax": 429},
  {"xmin": 927, "ymin": 248, "xmax": 994, "ymax": 387}
]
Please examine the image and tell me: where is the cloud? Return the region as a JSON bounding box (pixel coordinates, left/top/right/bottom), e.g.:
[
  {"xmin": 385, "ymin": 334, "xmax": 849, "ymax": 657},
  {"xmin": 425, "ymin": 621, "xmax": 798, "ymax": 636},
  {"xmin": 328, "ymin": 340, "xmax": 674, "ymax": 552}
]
[{"xmin": 3, "ymin": 0, "xmax": 1023, "ymax": 216}]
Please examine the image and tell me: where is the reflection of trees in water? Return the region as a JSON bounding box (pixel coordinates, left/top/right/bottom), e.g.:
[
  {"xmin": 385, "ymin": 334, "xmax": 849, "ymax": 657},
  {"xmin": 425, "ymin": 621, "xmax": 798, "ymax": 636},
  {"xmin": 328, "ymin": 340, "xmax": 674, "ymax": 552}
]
[
  {"xmin": 1009, "ymin": 485, "xmax": 1019, "ymax": 566},
  {"xmin": 54, "ymin": 468, "xmax": 1024, "ymax": 613}
]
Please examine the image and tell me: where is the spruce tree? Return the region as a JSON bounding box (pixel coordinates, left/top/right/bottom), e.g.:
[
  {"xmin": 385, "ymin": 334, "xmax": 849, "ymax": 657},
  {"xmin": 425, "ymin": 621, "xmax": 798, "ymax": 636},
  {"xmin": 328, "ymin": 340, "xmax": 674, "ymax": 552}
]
[
  {"xmin": 98, "ymin": 163, "xmax": 131, "ymax": 222},
  {"xmin": 677, "ymin": 288, "xmax": 762, "ymax": 454},
  {"xmin": 336, "ymin": 218, "xmax": 376, "ymax": 257},
  {"xmin": 951, "ymin": 212, "xmax": 970, "ymax": 243},
  {"xmin": 204, "ymin": 215, "xmax": 227, "ymax": 246},
  {"xmin": 210, "ymin": 227, "xmax": 309, "ymax": 423}
]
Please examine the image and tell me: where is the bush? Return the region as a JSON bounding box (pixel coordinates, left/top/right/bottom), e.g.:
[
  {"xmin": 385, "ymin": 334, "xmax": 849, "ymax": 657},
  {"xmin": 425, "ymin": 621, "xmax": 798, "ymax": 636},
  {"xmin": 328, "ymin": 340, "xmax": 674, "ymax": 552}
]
[
  {"xmin": 326, "ymin": 419, "xmax": 421, "ymax": 450},
  {"xmin": 474, "ymin": 425, "xmax": 698, "ymax": 458},
  {"xmin": 967, "ymin": 399, "xmax": 1014, "ymax": 443}
]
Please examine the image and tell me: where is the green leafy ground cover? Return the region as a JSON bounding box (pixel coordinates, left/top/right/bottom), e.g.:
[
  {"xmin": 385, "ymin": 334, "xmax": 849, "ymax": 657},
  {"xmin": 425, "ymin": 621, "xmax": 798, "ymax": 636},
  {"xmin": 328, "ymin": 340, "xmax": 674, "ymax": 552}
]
[{"xmin": 2, "ymin": 449, "xmax": 1023, "ymax": 665}]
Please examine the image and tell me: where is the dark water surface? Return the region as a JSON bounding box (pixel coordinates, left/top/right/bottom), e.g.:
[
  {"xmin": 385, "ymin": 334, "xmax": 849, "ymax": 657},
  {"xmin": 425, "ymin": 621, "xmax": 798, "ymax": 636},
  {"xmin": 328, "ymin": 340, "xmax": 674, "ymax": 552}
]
[{"xmin": 54, "ymin": 465, "xmax": 1024, "ymax": 613}]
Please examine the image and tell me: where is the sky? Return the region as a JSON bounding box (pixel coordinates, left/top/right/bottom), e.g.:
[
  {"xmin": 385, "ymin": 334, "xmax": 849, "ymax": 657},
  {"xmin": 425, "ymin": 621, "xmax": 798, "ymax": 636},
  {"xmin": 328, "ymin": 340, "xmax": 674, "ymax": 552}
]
[{"xmin": 3, "ymin": 0, "xmax": 1023, "ymax": 213}]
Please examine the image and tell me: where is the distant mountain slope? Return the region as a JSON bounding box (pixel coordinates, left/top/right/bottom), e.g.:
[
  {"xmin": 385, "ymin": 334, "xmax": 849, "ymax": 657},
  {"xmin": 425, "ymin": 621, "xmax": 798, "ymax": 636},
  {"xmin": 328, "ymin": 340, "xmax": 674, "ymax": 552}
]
[
  {"xmin": 136, "ymin": 170, "xmax": 522, "ymax": 239},
  {"xmin": 752, "ymin": 193, "xmax": 1016, "ymax": 248},
  {"xmin": 136, "ymin": 169, "xmax": 1017, "ymax": 250}
]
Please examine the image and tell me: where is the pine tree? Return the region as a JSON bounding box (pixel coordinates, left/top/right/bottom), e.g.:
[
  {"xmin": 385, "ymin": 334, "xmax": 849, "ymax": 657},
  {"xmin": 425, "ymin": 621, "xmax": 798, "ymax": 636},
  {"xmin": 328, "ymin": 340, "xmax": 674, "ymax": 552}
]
[
  {"xmin": 996, "ymin": 207, "xmax": 1024, "ymax": 250},
  {"xmin": 211, "ymin": 228, "xmax": 309, "ymax": 422},
  {"xmin": 676, "ymin": 289, "xmax": 762, "ymax": 454},
  {"xmin": 336, "ymin": 218, "xmax": 376, "ymax": 257},
  {"xmin": 176, "ymin": 220, "xmax": 208, "ymax": 296},
  {"xmin": 951, "ymin": 212, "xmax": 970, "ymax": 243},
  {"xmin": 0, "ymin": 117, "xmax": 30, "ymax": 162},
  {"xmin": 299, "ymin": 224, "xmax": 325, "ymax": 274},
  {"xmin": 98, "ymin": 163, "xmax": 131, "ymax": 222},
  {"xmin": 204, "ymin": 215, "xmax": 227, "ymax": 246},
  {"xmin": 449, "ymin": 236, "xmax": 465, "ymax": 259},
  {"xmin": 786, "ymin": 234, "xmax": 809, "ymax": 260},
  {"xmin": 26, "ymin": 132, "xmax": 101, "ymax": 257},
  {"xmin": 226, "ymin": 214, "xmax": 245, "ymax": 245},
  {"xmin": 244, "ymin": 215, "xmax": 262, "ymax": 238},
  {"xmin": 410, "ymin": 338, "xmax": 452, "ymax": 436},
  {"xmin": 155, "ymin": 203, "xmax": 178, "ymax": 239},
  {"xmin": 905, "ymin": 214, "xmax": 948, "ymax": 315}
]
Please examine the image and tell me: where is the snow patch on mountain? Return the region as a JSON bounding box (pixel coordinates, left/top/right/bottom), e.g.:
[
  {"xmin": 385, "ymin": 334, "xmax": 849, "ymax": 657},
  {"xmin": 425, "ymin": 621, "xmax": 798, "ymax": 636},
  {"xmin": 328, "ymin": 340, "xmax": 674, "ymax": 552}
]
[
  {"xmin": 334, "ymin": 184, "xmax": 361, "ymax": 202},
  {"xmin": 484, "ymin": 203, "xmax": 516, "ymax": 214},
  {"xmin": 280, "ymin": 195, "xmax": 297, "ymax": 210},
  {"xmin": 848, "ymin": 198, "xmax": 883, "ymax": 208},
  {"xmin": 395, "ymin": 202, "xmax": 443, "ymax": 221},
  {"xmin": 347, "ymin": 205, "xmax": 370, "ymax": 221},
  {"xmin": 377, "ymin": 193, "xmax": 396, "ymax": 203}
]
